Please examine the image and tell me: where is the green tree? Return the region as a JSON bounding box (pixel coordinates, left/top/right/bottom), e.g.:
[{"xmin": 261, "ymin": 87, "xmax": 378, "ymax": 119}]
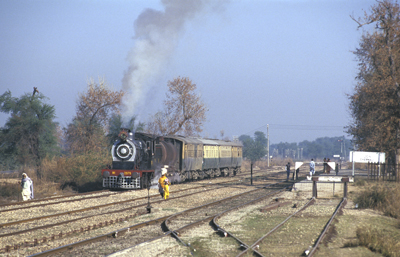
[
  {"xmin": 348, "ymin": 0, "xmax": 400, "ymax": 163},
  {"xmin": 0, "ymin": 89, "xmax": 59, "ymax": 177},
  {"xmin": 239, "ymin": 131, "xmax": 267, "ymax": 164}
]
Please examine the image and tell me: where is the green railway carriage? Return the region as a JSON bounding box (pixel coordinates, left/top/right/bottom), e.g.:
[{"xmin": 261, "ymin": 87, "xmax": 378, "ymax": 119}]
[
  {"xmin": 201, "ymin": 139, "xmax": 220, "ymax": 170},
  {"xmin": 161, "ymin": 136, "xmax": 243, "ymax": 181},
  {"xmin": 161, "ymin": 135, "xmax": 203, "ymax": 172},
  {"xmin": 232, "ymin": 145, "xmax": 243, "ymax": 167}
]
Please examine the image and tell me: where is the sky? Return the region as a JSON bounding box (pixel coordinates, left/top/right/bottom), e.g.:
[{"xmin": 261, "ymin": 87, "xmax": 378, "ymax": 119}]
[{"xmin": 0, "ymin": 0, "xmax": 377, "ymax": 144}]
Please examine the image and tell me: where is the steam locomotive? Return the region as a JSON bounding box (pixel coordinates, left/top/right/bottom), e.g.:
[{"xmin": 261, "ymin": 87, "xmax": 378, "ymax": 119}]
[{"xmin": 101, "ymin": 129, "xmax": 243, "ymax": 189}]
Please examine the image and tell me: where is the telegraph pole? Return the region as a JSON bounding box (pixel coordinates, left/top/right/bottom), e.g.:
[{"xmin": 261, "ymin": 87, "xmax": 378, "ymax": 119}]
[{"xmin": 267, "ymin": 124, "xmax": 270, "ymax": 167}]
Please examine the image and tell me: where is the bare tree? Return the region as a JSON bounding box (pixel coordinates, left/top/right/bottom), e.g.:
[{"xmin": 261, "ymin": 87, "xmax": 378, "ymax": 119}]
[
  {"xmin": 65, "ymin": 78, "xmax": 124, "ymax": 153},
  {"xmin": 147, "ymin": 77, "xmax": 207, "ymax": 136}
]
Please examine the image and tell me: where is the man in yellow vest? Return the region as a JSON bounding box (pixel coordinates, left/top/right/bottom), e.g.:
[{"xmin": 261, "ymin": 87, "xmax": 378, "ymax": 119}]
[{"xmin": 158, "ymin": 167, "xmax": 170, "ymax": 199}]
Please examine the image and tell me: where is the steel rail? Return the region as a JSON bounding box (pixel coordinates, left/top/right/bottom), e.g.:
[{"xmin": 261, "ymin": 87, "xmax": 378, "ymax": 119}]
[
  {"xmin": 307, "ymin": 197, "xmax": 347, "ymax": 257},
  {"xmin": 0, "ymin": 185, "xmax": 227, "ymax": 240},
  {"xmin": 0, "ymin": 181, "xmax": 228, "ymax": 214},
  {"xmin": 0, "ymin": 180, "xmax": 237, "ymax": 228},
  {"xmin": 2, "ymin": 177, "xmax": 256, "ymax": 254},
  {"xmin": 3, "ymin": 178, "xmax": 257, "ymax": 254},
  {"xmin": 163, "ymin": 185, "xmax": 276, "ymax": 233},
  {"xmin": 8, "ymin": 186, "xmax": 222, "ymax": 255},
  {"xmin": 0, "ymin": 191, "xmax": 124, "ymax": 214},
  {"xmin": 106, "ymin": 183, "xmax": 287, "ymax": 257},
  {"xmin": 0, "ymin": 190, "xmax": 112, "ymax": 208},
  {"xmin": 0, "ymin": 167, "xmax": 270, "ymax": 212},
  {"xmin": 28, "ymin": 182, "xmax": 281, "ymax": 257},
  {"xmin": 28, "ymin": 215, "xmax": 171, "ymax": 257},
  {"xmin": 235, "ymin": 197, "xmax": 316, "ymax": 257},
  {"xmin": 211, "ymin": 183, "xmax": 290, "ymax": 256},
  {"xmin": 232, "ymin": 196, "xmax": 345, "ymax": 257},
  {"xmin": 0, "ymin": 169, "xmax": 255, "ymax": 210},
  {"xmin": 164, "ymin": 182, "xmax": 290, "ymax": 255}
]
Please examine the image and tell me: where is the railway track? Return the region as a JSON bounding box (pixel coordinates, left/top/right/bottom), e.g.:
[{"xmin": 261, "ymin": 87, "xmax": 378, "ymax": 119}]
[
  {"xmin": 1, "ymin": 169, "xmax": 280, "ymax": 256},
  {"xmin": 0, "ymin": 185, "xmax": 232, "ymax": 253},
  {"xmin": 214, "ymin": 196, "xmax": 347, "ymax": 256},
  {"xmin": 0, "ymin": 167, "xmax": 264, "ymax": 214},
  {"xmin": 27, "ymin": 181, "xmax": 290, "ymax": 257}
]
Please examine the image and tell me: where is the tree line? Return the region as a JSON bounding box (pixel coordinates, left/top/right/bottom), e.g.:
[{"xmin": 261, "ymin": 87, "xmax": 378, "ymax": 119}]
[
  {"xmin": 239, "ymin": 132, "xmax": 351, "ymax": 163},
  {"xmin": 0, "ymin": 77, "xmax": 206, "ymax": 190},
  {"xmin": 271, "ymin": 137, "xmax": 351, "ymax": 160}
]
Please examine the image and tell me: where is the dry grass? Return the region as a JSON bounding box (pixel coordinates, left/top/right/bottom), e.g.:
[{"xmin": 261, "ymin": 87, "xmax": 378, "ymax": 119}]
[
  {"xmin": 338, "ymin": 181, "xmax": 400, "ymax": 257},
  {"xmin": 0, "ymin": 166, "xmax": 69, "ymax": 203},
  {"xmin": 354, "ymin": 226, "xmax": 400, "ymax": 257},
  {"xmin": 354, "ymin": 182, "xmax": 400, "ymax": 219}
]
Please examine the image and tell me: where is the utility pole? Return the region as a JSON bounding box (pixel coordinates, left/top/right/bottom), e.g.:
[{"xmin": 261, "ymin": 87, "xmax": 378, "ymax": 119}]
[
  {"xmin": 267, "ymin": 124, "xmax": 270, "ymax": 167},
  {"xmin": 343, "ymin": 136, "xmax": 346, "ymax": 159}
]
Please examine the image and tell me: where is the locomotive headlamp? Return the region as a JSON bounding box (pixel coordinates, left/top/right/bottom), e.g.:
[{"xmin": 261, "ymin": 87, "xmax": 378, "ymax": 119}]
[
  {"xmin": 111, "ymin": 137, "xmax": 136, "ymax": 162},
  {"xmin": 116, "ymin": 144, "xmax": 132, "ymax": 159}
]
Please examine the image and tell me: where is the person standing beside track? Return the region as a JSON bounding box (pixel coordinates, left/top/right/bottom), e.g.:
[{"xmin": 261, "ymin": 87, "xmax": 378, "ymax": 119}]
[
  {"xmin": 158, "ymin": 167, "xmax": 171, "ymax": 199},
  {"xmin": 286, "ymin": 162, "xmax": 291, "ymax": 181},
  {"xmin": 310, "ymin": 159, "xmax": 315, "ymax": 176},
  {"xmin": 21, "ymin": 173, "xmax": 33, "ymax": 201}
]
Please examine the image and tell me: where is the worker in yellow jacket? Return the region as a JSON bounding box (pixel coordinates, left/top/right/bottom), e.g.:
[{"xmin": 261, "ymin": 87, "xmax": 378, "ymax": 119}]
[{"xmin": 158, "ymin": 167, "xmax": 171, "ymax": 199}]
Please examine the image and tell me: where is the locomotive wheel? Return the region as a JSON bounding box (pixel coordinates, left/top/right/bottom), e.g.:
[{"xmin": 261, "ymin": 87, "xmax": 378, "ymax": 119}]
[
  {"xmin": 198, "ymin": 171, "xmax": 205, "ymax": 180},
  {"xmin": 180, "ymin": 173, "xmax": 186, "ymax": 182}
]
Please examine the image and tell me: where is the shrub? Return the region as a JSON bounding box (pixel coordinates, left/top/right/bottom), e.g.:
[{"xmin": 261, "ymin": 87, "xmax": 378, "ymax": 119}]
[
  {"xmin": 354, "ymin": 183, "xmax": 400, "ymax": 219},
  {"xmin": 0, "ymin": 182, "xmax": 19, "ymax": 198},
  {"xmin": 356, "ymin": 226, "xmax": 400, "ymax": 256},
  {"xmin": 354, "ymin": 178, "xmax": 366, "ymax": 186},
  {"xmin": 57, "ymin": 150, "xmax": 110, "ymax": 189}
]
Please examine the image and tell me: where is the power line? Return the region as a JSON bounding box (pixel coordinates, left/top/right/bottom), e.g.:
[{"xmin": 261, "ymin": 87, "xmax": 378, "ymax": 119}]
[{"xmin": 243, "ymin": 123, "xmax": 345, "ymax": 136}]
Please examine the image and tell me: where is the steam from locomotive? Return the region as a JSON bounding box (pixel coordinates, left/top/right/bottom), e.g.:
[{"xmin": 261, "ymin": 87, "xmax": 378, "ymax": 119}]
[
  {"xmin": 101, "ymin": 128, "xmax": 243, "ymax": 189},
  {"xmin": 120, "ymin": 0, "xmax": 227, "ymax": 124}
]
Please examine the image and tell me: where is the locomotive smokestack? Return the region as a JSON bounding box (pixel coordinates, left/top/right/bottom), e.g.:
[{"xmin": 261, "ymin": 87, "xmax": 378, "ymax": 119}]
[
  {"xmin": 120, "ymin": 0, "xmax": 227, "ymax": 126},
  {"xmin": 118, "ymin": 128, "xmax": 130, "ymax": 141}
]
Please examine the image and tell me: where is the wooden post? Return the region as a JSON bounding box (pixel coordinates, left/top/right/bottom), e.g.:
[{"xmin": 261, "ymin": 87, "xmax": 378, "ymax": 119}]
[
  {"xmin": 342, "ymin": 177, "xmax": 349, "ymax": 198},
  {"xmin": 312, "ymin": 176, "xmax": 318, "ymax": 198},
  {"xmin": 251, "ymin": 162, "xmax": 253, "ymax": 186},
  {"xmin": 397, "ymin": 149, "xmax": 400, "ymax": 183}
]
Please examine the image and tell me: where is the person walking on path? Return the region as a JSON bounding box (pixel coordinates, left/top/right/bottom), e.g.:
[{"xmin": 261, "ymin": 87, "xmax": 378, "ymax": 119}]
[
  {"xmin": 21, "ymin": 173, "xmax": 33, "ymax": 201},
  {"xmin": 310, "ymin": 159, "xmax": 315, "ymax": 176},
  {"xmin": 286, "ymin": 162, "xmax": 291, "ymax": 181}
]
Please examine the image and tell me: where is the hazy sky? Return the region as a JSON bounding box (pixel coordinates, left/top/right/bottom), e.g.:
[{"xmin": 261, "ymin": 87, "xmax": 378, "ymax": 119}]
[{"xmin": 0, "ymin": 0, "xmax": 377, "ymax": 144}]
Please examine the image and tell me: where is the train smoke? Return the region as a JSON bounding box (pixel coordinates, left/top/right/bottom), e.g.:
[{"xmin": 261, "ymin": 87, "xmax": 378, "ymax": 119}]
[{"xmin": 121, "ymin": 0, "xmax": 227, "ymax": 126}]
